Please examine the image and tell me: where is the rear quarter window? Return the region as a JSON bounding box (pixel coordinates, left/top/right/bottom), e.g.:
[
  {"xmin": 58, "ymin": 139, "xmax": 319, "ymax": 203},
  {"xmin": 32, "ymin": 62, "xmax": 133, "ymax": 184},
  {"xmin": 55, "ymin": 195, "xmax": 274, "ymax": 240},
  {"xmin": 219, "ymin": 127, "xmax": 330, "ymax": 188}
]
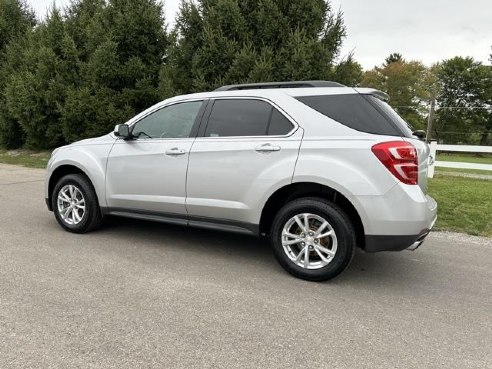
[
  {"xmin": 268, "ymin": 109, "xmax": 294, "ymax": 135},
  {"xmin": 295, "ymin": 94, "xmax": 410, "ymax": 137}
]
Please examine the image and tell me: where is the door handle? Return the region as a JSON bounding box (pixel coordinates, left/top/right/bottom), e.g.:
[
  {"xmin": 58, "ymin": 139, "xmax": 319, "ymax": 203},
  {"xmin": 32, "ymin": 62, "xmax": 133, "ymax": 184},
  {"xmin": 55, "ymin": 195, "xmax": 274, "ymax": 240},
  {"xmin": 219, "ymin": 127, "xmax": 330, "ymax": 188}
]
[
  {"xmin": 255, "ymin": 143, "xmax": 281, "ymax": 153},
  {"xmin": 165, "ymin": 147, "xmax": 186, "ymax": 156}
]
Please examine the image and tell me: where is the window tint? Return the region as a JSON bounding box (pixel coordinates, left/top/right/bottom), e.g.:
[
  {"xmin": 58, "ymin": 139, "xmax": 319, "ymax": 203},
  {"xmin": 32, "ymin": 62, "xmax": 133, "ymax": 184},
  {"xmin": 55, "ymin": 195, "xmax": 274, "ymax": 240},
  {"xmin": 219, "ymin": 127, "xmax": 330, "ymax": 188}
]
[
  {"xmin": 268, "ymin": 109, "xmax": 294, "ymax": 135},
  {"xmin": 367, "ymin": 96, "xmax": 414, "ymax": 137},
  {"xmin": 295, "ymin": 94, "xmax": 403, "ymax": 136},
  {"xmin": 205, "ymin": 99, "xmax": 272, "ymax": 137},
  {"xmin": 132, "ymin": 101, "xmax": 203, "ymax": 139}
]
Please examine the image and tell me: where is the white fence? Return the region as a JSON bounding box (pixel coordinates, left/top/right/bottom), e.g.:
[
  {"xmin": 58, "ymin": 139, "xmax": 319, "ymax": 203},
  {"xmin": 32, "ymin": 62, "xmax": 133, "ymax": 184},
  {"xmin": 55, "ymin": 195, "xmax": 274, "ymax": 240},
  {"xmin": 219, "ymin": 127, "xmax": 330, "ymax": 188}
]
[{"xmin": 428, "ymin": 141, "xmax": 492, "ymax": 178}]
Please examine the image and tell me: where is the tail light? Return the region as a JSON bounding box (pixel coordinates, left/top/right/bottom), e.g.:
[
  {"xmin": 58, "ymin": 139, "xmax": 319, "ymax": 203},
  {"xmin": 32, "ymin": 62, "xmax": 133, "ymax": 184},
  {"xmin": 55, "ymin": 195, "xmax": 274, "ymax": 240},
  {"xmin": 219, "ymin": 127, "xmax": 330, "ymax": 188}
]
[{"xmin": 371, "ymin": 141, "xmax": 418, "ymax": 185}]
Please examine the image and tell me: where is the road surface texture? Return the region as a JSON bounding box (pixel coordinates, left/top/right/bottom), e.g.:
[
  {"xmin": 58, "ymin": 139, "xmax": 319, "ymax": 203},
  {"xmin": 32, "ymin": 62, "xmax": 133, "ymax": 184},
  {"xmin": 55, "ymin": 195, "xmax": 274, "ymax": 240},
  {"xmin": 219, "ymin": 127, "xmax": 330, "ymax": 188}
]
[{"xmin": 0, "ymin": 163, "xmax": 491, "ymax": 369}]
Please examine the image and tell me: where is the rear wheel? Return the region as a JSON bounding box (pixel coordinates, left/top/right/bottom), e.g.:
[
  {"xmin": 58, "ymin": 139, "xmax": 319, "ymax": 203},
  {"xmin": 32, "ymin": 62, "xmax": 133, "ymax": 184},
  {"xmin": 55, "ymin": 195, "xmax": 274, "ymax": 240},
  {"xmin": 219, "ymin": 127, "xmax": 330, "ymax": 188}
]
[
  {"xmin": 270, "ymin": 197, "xmax": 355, "ymax": 281},
  {"xmin": 52, "ymin": 174, "xmax": 103, "ymax": 233}
]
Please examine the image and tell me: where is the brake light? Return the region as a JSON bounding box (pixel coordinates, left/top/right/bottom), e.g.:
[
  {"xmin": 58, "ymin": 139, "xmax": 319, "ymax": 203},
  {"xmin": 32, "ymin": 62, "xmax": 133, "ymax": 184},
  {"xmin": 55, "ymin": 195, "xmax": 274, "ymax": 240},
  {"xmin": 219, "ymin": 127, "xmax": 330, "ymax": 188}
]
[{"xmin": 371, "ymin": 141, "xmax": 418, "ymax": 185}]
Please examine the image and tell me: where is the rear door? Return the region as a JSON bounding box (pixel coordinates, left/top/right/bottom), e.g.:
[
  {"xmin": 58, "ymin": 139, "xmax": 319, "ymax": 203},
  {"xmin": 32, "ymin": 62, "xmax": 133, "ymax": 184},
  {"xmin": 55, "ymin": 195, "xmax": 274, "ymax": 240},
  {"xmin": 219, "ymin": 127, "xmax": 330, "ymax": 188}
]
[{"xmin": 186, "ymin": 98, "xmax": 302, "ymax": 225}]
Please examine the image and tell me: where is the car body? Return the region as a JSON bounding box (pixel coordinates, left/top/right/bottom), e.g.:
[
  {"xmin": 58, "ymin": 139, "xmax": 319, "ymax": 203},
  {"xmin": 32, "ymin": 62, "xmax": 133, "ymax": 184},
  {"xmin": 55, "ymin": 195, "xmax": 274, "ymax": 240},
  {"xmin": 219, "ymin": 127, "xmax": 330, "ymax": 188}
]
[{"xmin": 45, "ymin": 81, "xmax": 437, "ymax": 280}]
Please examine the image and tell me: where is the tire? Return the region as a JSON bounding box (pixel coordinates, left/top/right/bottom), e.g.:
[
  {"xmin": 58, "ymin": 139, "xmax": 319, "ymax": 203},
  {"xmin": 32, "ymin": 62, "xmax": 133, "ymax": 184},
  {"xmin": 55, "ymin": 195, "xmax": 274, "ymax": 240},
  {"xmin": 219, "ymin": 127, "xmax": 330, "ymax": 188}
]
[
  {"xmin": 270, "ymin": 197, "xmax": 356, "ymax": 281},
  {"xmin": 51, "ymin": 174, "xmax": 103, "ymax": 234}
]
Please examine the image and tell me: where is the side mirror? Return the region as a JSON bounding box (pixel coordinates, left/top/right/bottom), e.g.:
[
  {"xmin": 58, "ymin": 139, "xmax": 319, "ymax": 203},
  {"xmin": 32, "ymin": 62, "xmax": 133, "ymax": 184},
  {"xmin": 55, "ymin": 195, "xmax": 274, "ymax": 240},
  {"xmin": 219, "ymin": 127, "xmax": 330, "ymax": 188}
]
[
  {"xmin": 114, "ymin": 124, "xmax": 131, "ymax": 139},
  {"xmin": 412, "ymin": 130, "xmax": 426, "ymax": 141}
]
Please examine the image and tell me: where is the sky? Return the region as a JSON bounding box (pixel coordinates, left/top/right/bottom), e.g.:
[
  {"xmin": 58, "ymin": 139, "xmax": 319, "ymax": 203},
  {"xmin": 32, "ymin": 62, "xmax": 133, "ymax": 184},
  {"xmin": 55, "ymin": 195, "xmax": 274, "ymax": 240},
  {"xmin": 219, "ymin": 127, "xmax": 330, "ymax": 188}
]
[{"xmin": 31, "ymin": 0, "xmax": 491, "ymax": 70}]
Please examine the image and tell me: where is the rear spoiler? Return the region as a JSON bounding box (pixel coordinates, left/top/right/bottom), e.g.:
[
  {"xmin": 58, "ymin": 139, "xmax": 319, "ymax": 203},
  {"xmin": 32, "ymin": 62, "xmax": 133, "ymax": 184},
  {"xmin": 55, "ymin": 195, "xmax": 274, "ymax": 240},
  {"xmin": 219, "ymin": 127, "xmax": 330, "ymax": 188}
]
[{"xmin": 354, "ymin": 88, "xmax": 389, "ymax": 102}]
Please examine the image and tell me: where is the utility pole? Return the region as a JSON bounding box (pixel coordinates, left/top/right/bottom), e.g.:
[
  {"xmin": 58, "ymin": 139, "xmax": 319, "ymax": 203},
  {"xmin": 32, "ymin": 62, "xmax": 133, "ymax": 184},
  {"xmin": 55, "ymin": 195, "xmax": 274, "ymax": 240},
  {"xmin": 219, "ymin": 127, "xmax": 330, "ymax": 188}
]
[{"xmin": 426, "ymin": 98, "xmax": 435, "ymax": 143}]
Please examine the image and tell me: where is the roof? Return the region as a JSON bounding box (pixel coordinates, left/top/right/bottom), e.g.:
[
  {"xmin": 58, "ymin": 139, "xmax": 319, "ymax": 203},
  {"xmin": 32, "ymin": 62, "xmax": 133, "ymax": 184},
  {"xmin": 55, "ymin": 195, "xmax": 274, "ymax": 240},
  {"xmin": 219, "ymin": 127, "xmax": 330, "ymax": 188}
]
[{"xmin": 163, "ymin": 87, "xmax": 387, "ymax": 103}]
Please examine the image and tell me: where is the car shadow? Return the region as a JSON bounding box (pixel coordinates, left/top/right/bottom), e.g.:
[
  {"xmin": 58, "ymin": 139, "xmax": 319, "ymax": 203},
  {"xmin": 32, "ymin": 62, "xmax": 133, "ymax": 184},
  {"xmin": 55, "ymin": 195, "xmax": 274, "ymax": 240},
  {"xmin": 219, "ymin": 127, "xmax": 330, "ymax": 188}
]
[
  {"xmin": 99, "ymin": 216, "xmax": 431, "ymax": 287},
  {"xmin": 102, "ymin": 215, "xmax": 272, "ymax": 259}
]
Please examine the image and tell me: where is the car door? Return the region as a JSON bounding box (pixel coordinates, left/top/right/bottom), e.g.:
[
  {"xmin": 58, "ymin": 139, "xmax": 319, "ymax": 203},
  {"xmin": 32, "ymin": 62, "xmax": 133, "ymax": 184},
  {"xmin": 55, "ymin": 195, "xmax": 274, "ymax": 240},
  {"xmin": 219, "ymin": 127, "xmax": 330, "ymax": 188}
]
[
  {"xmin": 106, "ymin": 99, "xmax": 206, "ymax": 215},
  {"xmin": 186, "ymin": 98, "xmax": 303, "ymax": 227}
]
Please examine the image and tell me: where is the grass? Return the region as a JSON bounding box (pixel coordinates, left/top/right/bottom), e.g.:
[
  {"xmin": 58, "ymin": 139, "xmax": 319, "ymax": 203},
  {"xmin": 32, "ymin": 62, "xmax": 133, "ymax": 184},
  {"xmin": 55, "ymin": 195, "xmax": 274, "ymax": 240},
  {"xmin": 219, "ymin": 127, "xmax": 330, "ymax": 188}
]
[
  {"xmin": 0, "ymin": 149, "xmax": 491, "ymax": 237},
  {"xmin": 436, "ymin": 153, "xmax": 492, "ymax": 165},
  {"xmin": 0, "ymin": 149, "xmax": 51, "ymax": 168},
  {"xmin": 435, "ymin": 167, "xmax": 492, "ymax": 176},
  {"xmin": 428, "ymin": 175, "xmax": 492, "ymax": 237},
  {"xmin": 435, "ymin": 152, "xmax": 492, "ymax": 176}
]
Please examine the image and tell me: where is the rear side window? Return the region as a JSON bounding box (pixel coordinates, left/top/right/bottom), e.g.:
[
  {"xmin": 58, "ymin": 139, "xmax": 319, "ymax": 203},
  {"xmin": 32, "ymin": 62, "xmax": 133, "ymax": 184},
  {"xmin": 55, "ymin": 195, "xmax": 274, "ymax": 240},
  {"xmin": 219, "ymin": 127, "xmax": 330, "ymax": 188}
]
[
  {"xmin": 295, "ymin": 94, "xmax": 409, "ymax": 137},
  {"xmin": 204, "ymin": 99, "xmax": 293, "ymax": 137}
]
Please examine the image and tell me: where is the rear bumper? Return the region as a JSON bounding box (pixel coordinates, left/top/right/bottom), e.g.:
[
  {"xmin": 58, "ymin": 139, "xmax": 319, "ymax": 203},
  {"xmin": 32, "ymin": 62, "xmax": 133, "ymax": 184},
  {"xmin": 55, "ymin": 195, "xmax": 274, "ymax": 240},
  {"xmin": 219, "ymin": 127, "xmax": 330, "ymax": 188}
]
[{"xmin": 364, "ymin": 215, "xmax": 436, "ymax": 252}]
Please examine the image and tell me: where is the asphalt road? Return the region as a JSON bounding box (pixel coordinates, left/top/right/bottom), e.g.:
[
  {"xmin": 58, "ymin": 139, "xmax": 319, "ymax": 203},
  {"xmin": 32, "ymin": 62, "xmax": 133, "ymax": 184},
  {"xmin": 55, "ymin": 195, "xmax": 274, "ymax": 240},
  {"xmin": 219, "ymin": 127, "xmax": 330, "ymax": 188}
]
[{"xmin": 0, "ymin": 163, "xmax": 491, "ymax": 369}]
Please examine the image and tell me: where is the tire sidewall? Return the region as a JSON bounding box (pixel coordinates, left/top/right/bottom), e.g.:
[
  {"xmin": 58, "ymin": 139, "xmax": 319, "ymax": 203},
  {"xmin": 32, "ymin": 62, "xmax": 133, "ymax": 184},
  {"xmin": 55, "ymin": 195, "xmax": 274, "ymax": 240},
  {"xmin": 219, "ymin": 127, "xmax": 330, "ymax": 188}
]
[
  {"xmin": 271, "ymin": 199, "xmax": 355, "ymax": 281},
  {"xmin": 52, "ymin": 174, "xmax": 97, "ymax": 233}
]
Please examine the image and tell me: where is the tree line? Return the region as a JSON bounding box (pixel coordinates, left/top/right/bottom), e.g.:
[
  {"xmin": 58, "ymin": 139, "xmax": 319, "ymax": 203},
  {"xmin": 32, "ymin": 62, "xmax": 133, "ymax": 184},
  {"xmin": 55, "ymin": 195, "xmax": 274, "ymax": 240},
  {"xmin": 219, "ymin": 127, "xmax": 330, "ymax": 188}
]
[
  {"xmin": 362, "ymin": 52, "xmax": 491, "ymax": 146},
  {"xmin": 0, "ymin": 0, "xmax": 490, "ymax": 150}
]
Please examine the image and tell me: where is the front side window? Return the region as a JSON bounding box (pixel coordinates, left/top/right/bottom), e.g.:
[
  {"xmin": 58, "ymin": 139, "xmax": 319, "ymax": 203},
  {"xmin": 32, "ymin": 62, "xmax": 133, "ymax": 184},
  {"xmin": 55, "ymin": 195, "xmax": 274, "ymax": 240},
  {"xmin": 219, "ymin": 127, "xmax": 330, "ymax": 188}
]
[
  {"xmin": 132, "ymin": 101, "xmax": 203, "ymax": 139},
  {"xmin": 204, "ymin": 99, "xmax": 294, "ymax": 137}
]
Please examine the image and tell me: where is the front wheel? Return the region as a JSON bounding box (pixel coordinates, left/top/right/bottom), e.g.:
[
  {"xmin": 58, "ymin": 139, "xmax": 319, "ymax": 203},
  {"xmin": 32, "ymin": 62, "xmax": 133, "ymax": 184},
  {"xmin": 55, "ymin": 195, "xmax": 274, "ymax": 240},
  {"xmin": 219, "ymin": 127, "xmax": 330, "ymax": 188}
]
[
  {"xmin": 52, "ymin": 174, "xmax": 103, "ymax": 233},
  {"xmin": 270, "ymin": 198, "xmax": 356, "ymax": 281}
]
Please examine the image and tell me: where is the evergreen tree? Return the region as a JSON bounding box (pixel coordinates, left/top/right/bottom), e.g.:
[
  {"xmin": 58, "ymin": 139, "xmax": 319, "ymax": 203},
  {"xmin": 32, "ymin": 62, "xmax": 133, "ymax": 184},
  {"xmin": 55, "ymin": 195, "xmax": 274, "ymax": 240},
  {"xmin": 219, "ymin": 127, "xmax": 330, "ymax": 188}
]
[
  {"xmin": 62, "ymin": 0, "xmax": 168, "ymax": 142},
  {"xmin": 0, "ymin": 0, "xmax": 36, "ymax": 148},
  {"xmin": 4, "ymin": 7, "xmax": 78, "ymax": 148},
  {"xmin": 384, "ymin": 52, "xmax": 403, "ymax": 66},
  {"xmin": 332, "ymin": 53, "xmax": 362, "ymax": 86},
  {"xmin": 161, "ymin": 0, "xmax": 346, "ymax": 95},
  {"xmin": 0, "ymin": 0, "xmax": 35, "ymax": 53},
  {"xmin": 1, "ymin": 0, "xmax": 168, "ymax": 148}
]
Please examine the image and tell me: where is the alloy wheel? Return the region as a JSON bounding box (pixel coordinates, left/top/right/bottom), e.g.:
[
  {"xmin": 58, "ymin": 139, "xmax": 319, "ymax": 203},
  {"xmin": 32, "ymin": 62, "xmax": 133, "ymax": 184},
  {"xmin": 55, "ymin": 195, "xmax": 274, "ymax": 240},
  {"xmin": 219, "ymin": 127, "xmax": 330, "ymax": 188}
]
[
  {"xmin": 57, "ymin": 184, "xmax": 86, "ymax": 225},
  {"xmin": 281, "ymin": 213, "xmax": 338, "ymax": 270}
]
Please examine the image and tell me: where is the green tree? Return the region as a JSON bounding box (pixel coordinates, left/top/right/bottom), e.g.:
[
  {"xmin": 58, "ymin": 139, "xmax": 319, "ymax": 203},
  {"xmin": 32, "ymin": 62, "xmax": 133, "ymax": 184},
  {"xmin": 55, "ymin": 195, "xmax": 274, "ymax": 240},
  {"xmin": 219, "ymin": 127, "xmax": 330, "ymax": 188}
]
[
  {"xmin": 0, "ymin": 0, "xmax": 35, "ymax": 53},
  {"xmin": 1, "ymin": 0, "xmax": 168, "ymax": 148},
  {"xmin": 332, "ymin": 53, "xmax": 362, "ymax": 86},
  {"xmin": 161, "ymin": 0, "xmax": 346, "ymax": 95},
  {"xmin": 361, "ymin": 55, "xmax": 435, "ymax": 130},
  {"xmin": 433, "ymin": 57, "xmax": 491, "ymax": 145},
  {"xmin": 384, "ymin": 52, "xmax": 403, "ymax": 66},
  {"xmin": 0, "ymin": 0, "xmax": 36, "ymax": 148},
  {"xmin": 62, "ymin": 0, "xmax": 168, "ymax": 142},
  {"xmin": 4, "ymin": 7, "xmax": 79, "ymax": 148}
]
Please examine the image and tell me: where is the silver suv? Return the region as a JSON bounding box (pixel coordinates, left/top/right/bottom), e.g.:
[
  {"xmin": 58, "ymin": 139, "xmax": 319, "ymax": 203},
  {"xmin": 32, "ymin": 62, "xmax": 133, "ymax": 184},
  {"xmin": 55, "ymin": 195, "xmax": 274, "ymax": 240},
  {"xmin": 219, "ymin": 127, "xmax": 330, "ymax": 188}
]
[{"xmin": 45, "ymin": 81, "xmax": 437, "ymax": 281}]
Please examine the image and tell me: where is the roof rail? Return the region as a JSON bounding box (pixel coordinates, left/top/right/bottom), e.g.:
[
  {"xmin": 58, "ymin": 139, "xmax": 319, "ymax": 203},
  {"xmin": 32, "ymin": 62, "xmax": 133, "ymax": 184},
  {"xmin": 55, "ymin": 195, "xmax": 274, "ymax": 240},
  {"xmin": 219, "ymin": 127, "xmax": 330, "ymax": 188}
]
[{"xmin": 214, "ymin": 80, "xmax": 345, "ymax": 91}]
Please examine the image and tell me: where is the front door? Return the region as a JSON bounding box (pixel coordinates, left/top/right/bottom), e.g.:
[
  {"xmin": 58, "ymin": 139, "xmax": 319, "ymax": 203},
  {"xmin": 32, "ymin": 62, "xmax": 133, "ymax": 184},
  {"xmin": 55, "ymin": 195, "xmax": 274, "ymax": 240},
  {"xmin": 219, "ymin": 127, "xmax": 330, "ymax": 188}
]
[{"xmin": 106, "ymin": 100, "xmax": 205, "ymax": 215}]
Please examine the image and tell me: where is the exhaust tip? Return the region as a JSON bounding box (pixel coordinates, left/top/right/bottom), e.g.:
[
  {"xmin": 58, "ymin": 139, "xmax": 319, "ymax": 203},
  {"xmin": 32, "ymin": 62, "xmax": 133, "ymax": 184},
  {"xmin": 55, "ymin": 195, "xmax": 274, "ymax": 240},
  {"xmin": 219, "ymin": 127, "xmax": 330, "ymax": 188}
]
[{"xmin": 407, "ymin": 241, "xmax": 423, "ymax": 251}]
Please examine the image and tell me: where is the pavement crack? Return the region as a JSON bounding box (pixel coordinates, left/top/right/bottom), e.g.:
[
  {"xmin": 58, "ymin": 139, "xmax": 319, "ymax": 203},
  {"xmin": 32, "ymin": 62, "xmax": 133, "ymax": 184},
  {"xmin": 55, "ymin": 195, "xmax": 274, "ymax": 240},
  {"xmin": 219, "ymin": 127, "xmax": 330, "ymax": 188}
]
[{"xmin": 0, "ymin": 179, "xmax": 44, "ymax": 186}]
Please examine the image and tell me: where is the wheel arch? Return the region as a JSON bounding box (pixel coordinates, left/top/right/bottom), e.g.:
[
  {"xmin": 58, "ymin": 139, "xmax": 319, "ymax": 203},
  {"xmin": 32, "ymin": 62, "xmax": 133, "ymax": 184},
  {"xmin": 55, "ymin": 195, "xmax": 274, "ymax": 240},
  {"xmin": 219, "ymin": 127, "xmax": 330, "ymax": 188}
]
[
  {"xmin": 47, "ymin": 164, "xmax": 97, "ymax": 211},
  {"xmin": 259, "ymin": 182, "xmax": 366, "ymax": 249}
]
